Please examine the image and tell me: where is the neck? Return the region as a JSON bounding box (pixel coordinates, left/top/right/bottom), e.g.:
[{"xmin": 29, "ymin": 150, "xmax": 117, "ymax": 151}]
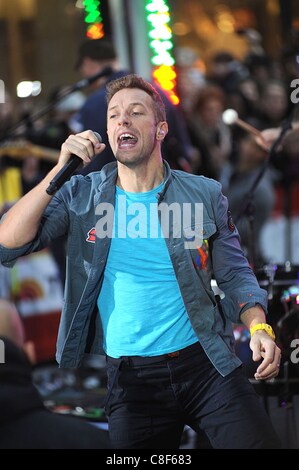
[{"xmin": 116, "ymin": 156, "xmax": 164, "ymax": 193}]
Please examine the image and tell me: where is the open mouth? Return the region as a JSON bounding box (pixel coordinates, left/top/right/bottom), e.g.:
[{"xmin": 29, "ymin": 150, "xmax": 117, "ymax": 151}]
[{"xmin": 117, "ymin": 132, "xmax": 138, "ymax": 149}]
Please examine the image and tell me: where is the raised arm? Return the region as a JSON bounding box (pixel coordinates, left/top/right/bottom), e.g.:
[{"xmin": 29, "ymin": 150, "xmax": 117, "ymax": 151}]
[{"xmin": 0, "ymin": 131, "xmax": 105, "ymax": 248}]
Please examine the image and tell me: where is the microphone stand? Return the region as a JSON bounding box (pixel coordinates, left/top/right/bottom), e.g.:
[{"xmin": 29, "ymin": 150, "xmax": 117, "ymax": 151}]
[
  {"xmin": 0, "ymin": 66, "xmax": 113, "ymax": 145},
  {"xmin": 235, "ymin": 109, "xmax": 296, "ymax": 271}
]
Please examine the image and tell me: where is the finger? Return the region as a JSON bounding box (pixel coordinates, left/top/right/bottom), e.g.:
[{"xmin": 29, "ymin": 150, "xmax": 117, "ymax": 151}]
[
  {"xmin": 255, "ymin": 346, "xmax": 281, "ymax": 379},
  {"xmin": 62, "ymin": 140, "xmax": 90, "ymax": 163},
  {"xmin": 254, "ymin": 368, "xmax": 279, "ymax": 381},
  {"xmin": 256, "ymin": 344, "xmax": 276, "ymax": 373},
  {"xmin": 251, "ymin": 345, "xmax": 262, "ymax": 363},
  {"xmin": 257, "ymin": 344, "xmax": 281, "ymax": 374},
  {"xmin": 76, "ymin": 130, "xmax": 102, "ymax": 149},
  {"xmin": 250, "ymin": 337, "xmax": 262, "ymax": 362},
  {"xmin": 67, "ymin": 135, "xmax": 96, "ymax": 160},
  {"xmin": 61, "ymin": 139, "xmax": 92, "ymax": 165},
  {"xmin": 272, "ymin": 345, "xmax": 282, "ymax": 366}
]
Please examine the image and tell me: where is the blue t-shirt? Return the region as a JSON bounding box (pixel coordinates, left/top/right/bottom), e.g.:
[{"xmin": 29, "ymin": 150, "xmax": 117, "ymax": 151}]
[{"xmin": 97, "ymin": 182, "xmax": 198, "ymax": 357}]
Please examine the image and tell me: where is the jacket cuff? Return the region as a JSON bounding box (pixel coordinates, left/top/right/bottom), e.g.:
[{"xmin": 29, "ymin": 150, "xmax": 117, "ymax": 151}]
[
  {"xmin": 0, "ymin": 242, "xmax": 34, "ymax": 267},
  {"xmin": 239, "ymin": 301, "xmax": 267, "ymax": 318}
]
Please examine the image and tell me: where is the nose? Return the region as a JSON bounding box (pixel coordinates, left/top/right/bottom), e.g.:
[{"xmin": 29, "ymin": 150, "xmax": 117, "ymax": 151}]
[{"xmin": 118, "ymin": 113, "xmax": 131, "ymax": 127}]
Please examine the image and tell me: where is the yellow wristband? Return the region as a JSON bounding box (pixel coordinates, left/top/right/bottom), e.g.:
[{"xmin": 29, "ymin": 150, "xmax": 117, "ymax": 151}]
[{"xmin": 250, "ymin": 323, "xmax": 275, "ymax": 340}]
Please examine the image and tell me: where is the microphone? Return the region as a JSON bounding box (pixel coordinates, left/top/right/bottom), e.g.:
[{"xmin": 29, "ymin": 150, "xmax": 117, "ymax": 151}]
[
  {"xmin": 72, "ymin": 66, "xmax": 113, "ymax": 91},
  {"xmin": 46, "ymin": 132, "xmax": 102, "ymax": 196}
]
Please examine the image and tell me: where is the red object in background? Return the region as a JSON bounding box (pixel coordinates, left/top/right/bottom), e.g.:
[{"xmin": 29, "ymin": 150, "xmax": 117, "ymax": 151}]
[
  {"xmin": 23, "ymin": 311, "xmax": 61, "ymax": 363},
  {"xmin": 273, "ymin": 182, "xmax": 299, "ymax": 217},
  {"xmin": 0, "ymin": 249, "xmax": 64, "ymax": 364}
]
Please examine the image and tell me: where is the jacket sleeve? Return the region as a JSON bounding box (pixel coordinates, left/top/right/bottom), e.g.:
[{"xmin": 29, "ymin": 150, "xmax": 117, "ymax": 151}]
[
  {"xmin": 0, "ymin": 190, "xmax": 69, "ymax": 268},
  {"xmin": 210, "ymin": 183, "xmax": 268, "ymax": 323}
]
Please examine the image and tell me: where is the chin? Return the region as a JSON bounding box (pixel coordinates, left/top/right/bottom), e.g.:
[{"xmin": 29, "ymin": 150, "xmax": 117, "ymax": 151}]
[{"xmin": 115, "ymin": 153, "xmax": 143, "ymax": 166}]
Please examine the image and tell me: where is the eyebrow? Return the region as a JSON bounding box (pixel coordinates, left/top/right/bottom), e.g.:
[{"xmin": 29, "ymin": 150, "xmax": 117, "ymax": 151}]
[{"xmin": 108, "ymin": 102, "xmax": 147, "ymax": 112}]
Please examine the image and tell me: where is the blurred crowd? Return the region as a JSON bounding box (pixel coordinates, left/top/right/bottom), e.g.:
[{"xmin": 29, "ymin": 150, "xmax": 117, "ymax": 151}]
[{"xmin": 178, "ymin": 46, "xmax": 299, "ymax": 268}]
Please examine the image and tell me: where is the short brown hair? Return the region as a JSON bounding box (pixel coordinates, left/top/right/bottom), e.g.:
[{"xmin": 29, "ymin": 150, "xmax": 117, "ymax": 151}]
[{"xmin": 106, "ymin": 74, "xmax": 166, "ymax": 122}]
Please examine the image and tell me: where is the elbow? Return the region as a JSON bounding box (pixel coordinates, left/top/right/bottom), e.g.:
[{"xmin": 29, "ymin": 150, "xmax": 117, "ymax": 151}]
[{"xmin": 0, "ymin": 229, "xmax": 34, "ymax": 249}]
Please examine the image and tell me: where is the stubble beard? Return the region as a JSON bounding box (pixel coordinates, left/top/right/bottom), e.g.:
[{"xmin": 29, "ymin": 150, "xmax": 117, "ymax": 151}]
[{"xmin": 115, "ymin": 141, "xmax": 156, "ymax": 169}]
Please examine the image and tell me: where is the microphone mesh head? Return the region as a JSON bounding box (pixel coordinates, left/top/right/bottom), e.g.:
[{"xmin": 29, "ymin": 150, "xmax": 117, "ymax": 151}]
[
  {"xmin": 93, "ymin": 131, "xmax": 102, "ymax": 143},
  {"xmin": 222, "ymin": 109, "xmax": 238, "ymax": 125}
]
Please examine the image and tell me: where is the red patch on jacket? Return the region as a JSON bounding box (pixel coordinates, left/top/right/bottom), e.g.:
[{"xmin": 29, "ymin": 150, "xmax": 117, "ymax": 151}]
[{"xmin": 86, "ymin": 227, "xmax": 96, "ymax": 243}]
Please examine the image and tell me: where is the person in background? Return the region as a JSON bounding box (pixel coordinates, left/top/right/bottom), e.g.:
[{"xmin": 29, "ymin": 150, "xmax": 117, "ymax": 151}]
[
  {"xmin": 220, "ymin": 132, "xmax": 276, "ymax": 267},
  {"xmin": 0, "ymin": 299, "xmax": 110, "ymax": 449},
  {"xmin": 258, "ymin": 80, "xmax": 290, "ymax": 130},
  {"xmin": 73, "ymin": 38, "xmax": 193, "ymax": 173},
  {"xmin": 187, "ymin": 85, "xmax": 232, "ymax": 179},
  {"xmin": 207, "ymin": 51, "xmax": 249, "ymax": 95},
  {"xmin": 26, "ymin": 89, "xmax": 87, "ymax": 154}
]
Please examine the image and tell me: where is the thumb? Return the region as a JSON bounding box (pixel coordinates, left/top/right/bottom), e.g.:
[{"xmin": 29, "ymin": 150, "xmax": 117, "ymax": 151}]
[{"xmin": 250, "ymin": 337, "xmax": 262, "ymax": 362}]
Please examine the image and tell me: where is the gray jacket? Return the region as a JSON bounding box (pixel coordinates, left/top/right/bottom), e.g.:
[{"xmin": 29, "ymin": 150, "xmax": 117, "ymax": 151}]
[{"xmin": 0, "ymin": 161, "xmax": 267, "ymax": 375}]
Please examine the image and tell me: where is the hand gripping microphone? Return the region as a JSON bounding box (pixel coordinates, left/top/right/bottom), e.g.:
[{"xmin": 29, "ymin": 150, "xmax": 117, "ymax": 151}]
[{"xmin": 46, "ymin": 131, "xmax": 102, "ymax": 196}]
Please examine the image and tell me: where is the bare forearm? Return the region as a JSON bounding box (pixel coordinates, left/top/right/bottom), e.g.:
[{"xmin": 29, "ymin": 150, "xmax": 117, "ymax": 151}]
[
  {"xmin": 0, "ymin": 164, "xmax": 62, "ymax": 248},
  {"xmin": 240, "ymin": 305, "xmax": 266, "ymax": 329}
]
